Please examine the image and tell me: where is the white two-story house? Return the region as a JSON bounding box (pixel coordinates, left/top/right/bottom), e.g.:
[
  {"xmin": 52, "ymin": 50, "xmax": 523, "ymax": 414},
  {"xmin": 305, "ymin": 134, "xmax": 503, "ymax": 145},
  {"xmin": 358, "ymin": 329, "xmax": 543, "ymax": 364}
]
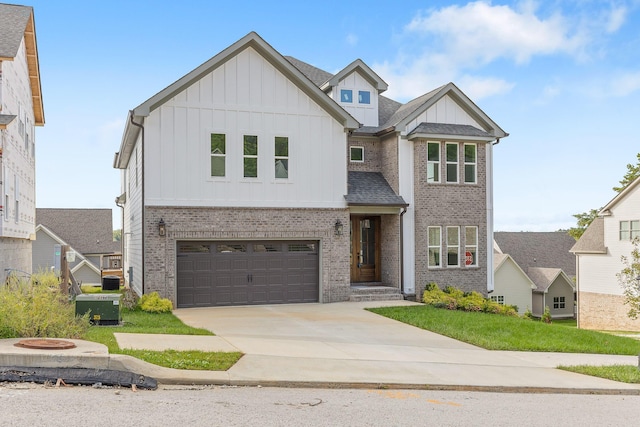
[
  {"xmin": 571, "ymin": 176, "xmax": 640, "ymax": 330},
  {"xmin": 0, "ymin": 4, "xmax": 44, "ymax": 277},
  {"xmin": 114, "ymin": 32, "xmax": 507, "ymax": 308}
]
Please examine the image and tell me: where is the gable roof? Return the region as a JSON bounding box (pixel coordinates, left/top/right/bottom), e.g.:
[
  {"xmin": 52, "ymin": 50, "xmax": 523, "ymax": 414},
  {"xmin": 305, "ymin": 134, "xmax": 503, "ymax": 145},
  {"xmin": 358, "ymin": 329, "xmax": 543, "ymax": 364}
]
[
  {"xmin": 0, "ymin": 3, "xmax": 44, "ymax": 125},
  {"xmin": 494, "ymin": 253, "xmax": 537, "ymax": 290},
  {"xmin": 115, "ymin": 32, "xmax": 359, "ymax": 169},
  {"xmin": 36, "ymin": 209, "xmax": 120, "ymax": 255},
  {"xmin": 494, "ymin": 231, "xmax": 576, "ymax": 277},
  {"xmin": 527, "ymin": 267, "xmax": 575, "ymax": 293},
  {"xmin": 570, "ymin": 217, "xmax": 607, "ymax": 254},
  {"xmin": 600, "ymin": 175, "xmax": 640, "ymax": 215},
  {"xmin": 408, "ymin": 123, "xmax": 494, "ymax": 141},
  {"xmin": 345, "ymin": 171, "xmax": 408, "ymax": 207},
  {"xmin": 320, "ymin": 59, "xmax": 388, "ymax": 93},
  {"xmin": 36, "ymin": 224, "xmax": 88, "ymax": 263}
]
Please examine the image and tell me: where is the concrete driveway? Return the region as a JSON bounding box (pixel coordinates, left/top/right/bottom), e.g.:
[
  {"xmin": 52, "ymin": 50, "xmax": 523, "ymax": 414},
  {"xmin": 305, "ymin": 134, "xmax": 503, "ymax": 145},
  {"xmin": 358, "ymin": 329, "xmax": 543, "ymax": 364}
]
[{"xmin": 172, "ymin": 301, "xmax": 640, "ymax": 391}]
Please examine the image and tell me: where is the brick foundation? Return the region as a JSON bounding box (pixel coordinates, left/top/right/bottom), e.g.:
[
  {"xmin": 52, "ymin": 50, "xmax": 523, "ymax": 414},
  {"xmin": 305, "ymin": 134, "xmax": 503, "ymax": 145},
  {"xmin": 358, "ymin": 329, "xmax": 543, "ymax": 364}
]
[{"xmin": 578, "ymin": 291, "xmax": 640, "ymax": 331}]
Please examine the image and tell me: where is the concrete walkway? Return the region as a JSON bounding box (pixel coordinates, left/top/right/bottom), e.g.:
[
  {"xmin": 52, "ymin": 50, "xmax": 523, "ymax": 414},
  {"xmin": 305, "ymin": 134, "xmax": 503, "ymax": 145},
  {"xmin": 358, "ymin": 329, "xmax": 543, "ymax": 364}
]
[{"xmin": 1, "ymin": 300, "xmax": 639, "ymax": 393}]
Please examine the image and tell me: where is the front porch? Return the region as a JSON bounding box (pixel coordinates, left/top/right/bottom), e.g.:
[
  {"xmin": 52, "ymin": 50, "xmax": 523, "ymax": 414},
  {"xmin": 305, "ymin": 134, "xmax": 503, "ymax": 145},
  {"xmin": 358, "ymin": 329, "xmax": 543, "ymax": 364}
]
[{"xmin": 349, "ymin": 283, "xmax": 404, "ymax": 302}]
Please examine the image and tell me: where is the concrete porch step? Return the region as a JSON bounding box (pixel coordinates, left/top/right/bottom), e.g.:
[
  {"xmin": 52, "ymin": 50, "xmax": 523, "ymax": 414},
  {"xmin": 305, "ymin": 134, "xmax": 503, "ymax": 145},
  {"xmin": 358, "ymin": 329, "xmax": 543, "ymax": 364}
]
[{"xmin": 349, "ymin": 285, "xmax": 404, "ymax": 302}]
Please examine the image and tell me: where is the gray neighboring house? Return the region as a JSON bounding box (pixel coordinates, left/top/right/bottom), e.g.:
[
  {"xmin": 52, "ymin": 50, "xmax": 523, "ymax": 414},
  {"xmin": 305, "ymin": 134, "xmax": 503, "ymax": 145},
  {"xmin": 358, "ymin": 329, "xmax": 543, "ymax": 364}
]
[
  {"xmin": 114, "ymin": 32, "xmax": 508, "ymax": 308},
  {"xmin": 33, "ymin": 209, "xmax": 121, "ymax": 285},
  {"xmin": 494, "ymin": 231, "xmax": 576, "ymax": 318}
]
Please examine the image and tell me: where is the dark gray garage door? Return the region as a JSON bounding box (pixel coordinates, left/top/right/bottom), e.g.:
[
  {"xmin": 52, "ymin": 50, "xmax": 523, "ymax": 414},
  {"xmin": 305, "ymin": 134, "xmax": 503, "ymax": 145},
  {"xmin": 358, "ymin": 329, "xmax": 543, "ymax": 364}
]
[{"xmin": 176, "ymin": 241, "xmax": 319, "ymax": 308}]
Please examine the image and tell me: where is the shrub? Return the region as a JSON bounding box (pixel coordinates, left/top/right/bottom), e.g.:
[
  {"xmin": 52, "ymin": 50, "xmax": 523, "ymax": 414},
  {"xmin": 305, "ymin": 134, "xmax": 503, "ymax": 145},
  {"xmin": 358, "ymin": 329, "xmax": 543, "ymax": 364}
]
[
  {"xmin": 138, "ymin": 292, "xmax": 173, "ymax": 313},
  {"xmin": 523, "ymin": 308, "xmax": 534, "ymax": 320},
  {"xmin": 121, "ymin": 287, "xmax": 140, "ymax": 310},
  {"xmin": 422, "ymin": 283, "xmax": 518, "ymax": 317},
  {"xmin": 542, "ymin": 306, "xmax": 552, "ymax": 324},
  {"xmin": 0, "ymin": 271, "xmax": 90, "ymax": 338}
]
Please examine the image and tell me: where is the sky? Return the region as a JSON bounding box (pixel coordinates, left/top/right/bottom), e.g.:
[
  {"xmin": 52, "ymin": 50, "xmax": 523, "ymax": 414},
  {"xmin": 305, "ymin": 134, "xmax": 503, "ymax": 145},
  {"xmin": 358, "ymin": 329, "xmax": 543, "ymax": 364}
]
[{"xmin": 25, "ymin": 0, "xmax": 640, "ymax": 231}]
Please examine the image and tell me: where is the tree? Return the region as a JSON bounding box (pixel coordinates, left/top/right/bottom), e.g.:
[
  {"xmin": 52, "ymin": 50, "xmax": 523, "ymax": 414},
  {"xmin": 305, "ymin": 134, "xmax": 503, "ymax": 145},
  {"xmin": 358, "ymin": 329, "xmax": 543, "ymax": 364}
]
[
  {"xmin": 113, "ymin": 229, "xmax": 122, "ymax": 242},
  {"xmin": 569, "ymin": 153, "xmax": 640, "ymax": 240},
  {"xmin": 617, "ymin": 237, "xmax": 640, "ymax": 319},
  {"xmin": 567, "ymin": 209, "xmax": 601, "ymax": 240}
]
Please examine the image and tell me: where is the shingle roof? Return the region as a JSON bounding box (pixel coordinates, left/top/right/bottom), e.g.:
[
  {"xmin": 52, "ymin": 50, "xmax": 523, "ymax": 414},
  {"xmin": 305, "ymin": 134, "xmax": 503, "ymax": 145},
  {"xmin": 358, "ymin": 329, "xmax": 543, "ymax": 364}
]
[
  {"xmin": 345, "ymin": 172, "xmax": 408, "ymax": 206},
  {"xmin": 570, "ymin": 217, "xmax": 606, "ymax": 254},
  {"xmin": 408, "ymin": 123, "xmax": 492, "ymax": 138},
  {"xmin": 0, "ymin": 3, "xmax": 31, "ymax": 58},
  {"xmin": 36, "ymin": 209, "xmax": 120, "ymax": 255},
  {"xmin": 527, "ymin": 267, "xmax": 566, "ymax": 293},
  {"xmin": 494, "ymin": 232, "xmax": 576, "ymax": 277},
  {"xmin": 284, "ymin": 56, "xmax": 333, "ymax": 86}
]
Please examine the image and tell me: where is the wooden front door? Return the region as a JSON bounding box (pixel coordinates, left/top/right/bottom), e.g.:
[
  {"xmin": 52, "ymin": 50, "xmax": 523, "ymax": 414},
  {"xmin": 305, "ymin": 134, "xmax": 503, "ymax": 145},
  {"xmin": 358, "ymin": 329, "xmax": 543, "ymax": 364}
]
[{"xmin": 350, "ymin": 216, "xmax": 381, "ymax": 283}]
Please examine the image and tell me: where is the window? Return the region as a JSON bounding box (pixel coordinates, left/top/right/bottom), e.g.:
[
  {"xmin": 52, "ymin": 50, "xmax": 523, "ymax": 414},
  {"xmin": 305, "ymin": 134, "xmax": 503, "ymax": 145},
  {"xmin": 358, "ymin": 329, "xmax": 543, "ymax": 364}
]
[
  {"xmin": 464, "ymin": 144, "xmax": 476, "ymax": 184},
  {"xmin": 340, "ymin": 89, "xmax": 353, "ymax": 103},
  {"xmin": 446, "ymin": 226, "xmax": 459, "ymax": 267},
  {"xmin": 553, "ymin": 296, "xmax": 566, "ymax": 309},
  {"xmin": 620, "ymin": 220, "xmax": 640, "ymax": 240},
  {"xmin": 465, "ymin": 226, "xmax": 478, "ymax": 267},
  {"xmin": 210, "ymin": 133, "xmax": 226, "ymax": 177},
  {"xmin": 446, "ymin": 143, "xmax": 458, "ymax": 183},
  {"xmin": 428, "ymin": 227, "xmax": 441, "ymax": 267},
  {"xmin": 427, "ymin": 142, "xmax": 440, "ymax": 183},
  {"xmin": 358, "ymin": 91, "xmax": 370, "ymax": 104},
  {"xmin": 350, "ymin": 146, "xmax": 364, "ymax": 162},
  {"xmin": 243, "ymin": 135, "xmax": 258, "ymax": 178},
  {"xmin": 274, "ymin": 136, "xmax": 289, "ymax": 179},
  {"xmin": 490, "ymin": 295, "xmax": 504, "ymax": 305}
]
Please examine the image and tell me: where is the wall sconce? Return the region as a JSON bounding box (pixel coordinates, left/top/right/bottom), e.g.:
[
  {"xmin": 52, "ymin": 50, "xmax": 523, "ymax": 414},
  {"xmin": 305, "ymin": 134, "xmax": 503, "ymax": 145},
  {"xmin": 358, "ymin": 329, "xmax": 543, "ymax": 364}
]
[
  {"xmin": 158, "ymin": 218, "xmax": 166, "ymax": 237},
  {"xmin": 334, "ymin": 219, "xmax": 343, "ymax": 236}
]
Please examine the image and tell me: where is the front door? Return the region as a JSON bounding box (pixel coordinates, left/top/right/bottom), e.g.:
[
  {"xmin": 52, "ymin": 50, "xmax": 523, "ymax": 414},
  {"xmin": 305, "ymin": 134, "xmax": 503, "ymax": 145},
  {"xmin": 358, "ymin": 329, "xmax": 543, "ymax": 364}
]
[{"xmin": 350, "ymin": 216, "xmax": 381, "ymax": 283}]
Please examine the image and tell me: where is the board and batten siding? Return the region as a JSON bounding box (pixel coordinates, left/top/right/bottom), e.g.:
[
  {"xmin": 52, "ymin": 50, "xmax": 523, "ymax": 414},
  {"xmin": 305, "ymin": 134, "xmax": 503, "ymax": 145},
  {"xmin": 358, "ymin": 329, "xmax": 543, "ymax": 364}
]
[
  {"xmin": 122, "ymin": 136, "xmax": 143, "ymax": 296},
  {"xmin": 143, "ymin": 46, "xmax": 348, "ymax": 209},
  {"xmin": 402, "ymin": 95, "xmax": 479, "ymax": 134},
  {"xmin": 329, "ymin": 71, "xmax": 379, "ymax": 127}
]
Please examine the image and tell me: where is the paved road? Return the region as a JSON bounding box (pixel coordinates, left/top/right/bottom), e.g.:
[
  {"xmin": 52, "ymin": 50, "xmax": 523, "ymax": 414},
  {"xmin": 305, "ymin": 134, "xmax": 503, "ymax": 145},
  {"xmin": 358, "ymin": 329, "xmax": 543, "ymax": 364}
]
[{"xmin": 2, "ymin": 383, "xmax": 639, "ymax": 426}]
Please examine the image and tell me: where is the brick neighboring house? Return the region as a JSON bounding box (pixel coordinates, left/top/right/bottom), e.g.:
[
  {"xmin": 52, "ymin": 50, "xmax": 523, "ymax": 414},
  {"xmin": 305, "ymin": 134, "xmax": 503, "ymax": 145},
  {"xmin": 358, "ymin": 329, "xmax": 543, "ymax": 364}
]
[
  {"xmin": 114, "ymin": 32, "xmax": 508, "ymax": 308},
  {"xmin": 571, "ymin": 176, "xmax": 640, "ymax": 331},
  {"xmin": 0, "ymin": 4, "xmax": 44, "ymax": 277},
  {"xmin": 33, "ymin": 209, "xmax": 121, "ymax": 285}
]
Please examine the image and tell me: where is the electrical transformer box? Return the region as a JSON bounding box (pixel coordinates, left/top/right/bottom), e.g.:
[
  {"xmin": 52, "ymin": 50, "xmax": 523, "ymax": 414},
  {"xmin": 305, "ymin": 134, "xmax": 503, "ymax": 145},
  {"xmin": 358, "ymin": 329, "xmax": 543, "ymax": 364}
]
[{"xmin": 75, "ymin": 294, "xmax": 122, "ymax": 325}]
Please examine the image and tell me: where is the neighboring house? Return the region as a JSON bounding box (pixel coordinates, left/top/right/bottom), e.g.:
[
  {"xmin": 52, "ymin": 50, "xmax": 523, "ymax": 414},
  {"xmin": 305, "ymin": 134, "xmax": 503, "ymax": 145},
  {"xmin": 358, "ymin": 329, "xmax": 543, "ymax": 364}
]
[
  {"xmin": 571, "ymin": 177, "xmax": 640, "ymax": 331},
  {"xmin": 113, "ymin": 32, "xmax": 507, "ymax": 308},
  {"xmin": 494, "ymin": 232, "xmax": 576, "ymax": 279},
  {"xmin": 0, "ymin": 4, "xmax": 44, "ymax": 277},
  {"xmin": 33, "ymin": 209, "xmax": 121, "ymax": 285},
  {"xmin": 492, "ymin": 252, "xmax": 536, "ymax": 315},
  {"xmin": 527, "ymin": 267, "xmax": 575, "ymax": 319}
]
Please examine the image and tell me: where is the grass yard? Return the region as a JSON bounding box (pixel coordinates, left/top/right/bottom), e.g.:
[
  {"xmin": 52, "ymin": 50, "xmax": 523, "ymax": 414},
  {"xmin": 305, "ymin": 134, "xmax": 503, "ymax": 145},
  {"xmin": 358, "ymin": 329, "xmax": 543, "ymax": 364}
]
[
  {"xmin": 559, "ymin": 365, "xmax": 640, "ymax": 384},
  {"xmin": 368, "ymin": 305, "xmax": 640, "ymax": 355},
  {"xmin": 84, "ymin": 309, "xmax": 242, "ymax": 371}
]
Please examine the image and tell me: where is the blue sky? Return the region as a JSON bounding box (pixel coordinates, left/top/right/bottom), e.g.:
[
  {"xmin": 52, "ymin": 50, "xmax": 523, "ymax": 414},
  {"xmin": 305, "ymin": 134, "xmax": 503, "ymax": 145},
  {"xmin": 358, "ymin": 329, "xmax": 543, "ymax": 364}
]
[{"xmin": 27, "ymin": 0, "xmax": 640, "ymax": 231}]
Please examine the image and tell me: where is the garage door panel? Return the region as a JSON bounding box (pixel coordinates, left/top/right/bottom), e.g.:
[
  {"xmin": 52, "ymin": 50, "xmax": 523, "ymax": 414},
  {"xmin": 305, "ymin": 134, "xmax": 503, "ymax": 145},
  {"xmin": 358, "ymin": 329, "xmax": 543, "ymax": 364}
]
[{"xmin": 177, "ymin": 240, "xmax": 319, "ymax": 308}]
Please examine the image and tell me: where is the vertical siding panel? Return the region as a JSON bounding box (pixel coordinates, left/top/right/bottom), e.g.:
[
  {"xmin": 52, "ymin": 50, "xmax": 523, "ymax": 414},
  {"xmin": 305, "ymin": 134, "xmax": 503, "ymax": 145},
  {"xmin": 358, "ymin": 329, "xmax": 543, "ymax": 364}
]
[
  {"xmin": 237, "ymin": 50, "xmax": 250, "ymax": 105},
  {"xmin": 160, "ymin": 107, "xmax": 175, "ymax": 199},
  {"xmin": 225, "ymin": 58, "xmax": 237, "ymax": 105},
  {"xmin": 200, "ymin": 73, "xmax": 212, "ymax": 105}
]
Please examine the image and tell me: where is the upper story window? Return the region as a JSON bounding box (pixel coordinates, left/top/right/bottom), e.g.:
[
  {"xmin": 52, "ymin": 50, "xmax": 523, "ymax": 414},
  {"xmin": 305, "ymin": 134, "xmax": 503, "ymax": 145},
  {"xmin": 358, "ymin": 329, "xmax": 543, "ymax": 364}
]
[
  {"xmin": 427, "ymin": 142, "xmax": 440, "ymax": 183},
  {"xmin": 210, "ymin": 133, "xmax": 226, "ymax": 177},
  {"xmin": 620, "ymin": 220, "xmax": 640, "ymax": 240},
  {"xmin": 243, "ymin": 135, "xmax": 258, "ymax": 178},
  {"xmin": 465, "ymin": 226, "xmax": 478, "ymax": 267},
  {"xmin": 358, "ymin": 91, "xmax": 370, "ymax": 104},
  {"xmin": 350, "ymin": 146, "xmax": 364, "ymax": 163},
  {"xmin": 274, "ymin": 136, "xmax": 289, "ymax": 179},
  {"xmin": 340, "ymin": 89, "xmax": 353, "ymax": 103},
  {"xmin": 464, "ymin": 144, "xmax": 477, "ymax": 184},
  {"xmin": 446, "ymin": 143, "xmax": 459, "ymax": 183}
]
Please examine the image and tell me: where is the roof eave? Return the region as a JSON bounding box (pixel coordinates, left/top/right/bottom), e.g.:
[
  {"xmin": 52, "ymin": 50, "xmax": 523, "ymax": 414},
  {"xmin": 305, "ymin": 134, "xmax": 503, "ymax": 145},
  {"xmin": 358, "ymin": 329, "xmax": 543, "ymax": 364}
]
[
  {"xmin": 407, "ymin": 133, "xmax": 496, "ymax": 142},
  {"xmin": 24, "ymin": 10, "xmax": 44, "ymax": 126}
]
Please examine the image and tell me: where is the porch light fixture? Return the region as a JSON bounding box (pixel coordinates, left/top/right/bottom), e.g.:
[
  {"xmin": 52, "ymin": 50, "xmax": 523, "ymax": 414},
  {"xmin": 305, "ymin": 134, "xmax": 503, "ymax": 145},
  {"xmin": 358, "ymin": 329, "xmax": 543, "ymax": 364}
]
[
  {"xmin": 334, "ymin": 219, "xmax": 344, "ymax": 236},
  {"xmin": 158, "ymin": 218, "xmax": 166, "ymax": 237}
]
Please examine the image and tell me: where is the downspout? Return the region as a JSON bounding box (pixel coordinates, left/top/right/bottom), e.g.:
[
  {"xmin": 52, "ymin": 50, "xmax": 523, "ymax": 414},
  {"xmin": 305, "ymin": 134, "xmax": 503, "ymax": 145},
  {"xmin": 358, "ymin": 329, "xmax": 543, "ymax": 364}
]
[
  {"xmin": 115, "ymin": 196, "xmax": 124, "ymax": 274},
  {"xmin": 399, "ymin": 206, "xmax": 407, "ymax": 297},
  {"xmin": 486, "ymin": 138, "xmax": 500, "ymax": 294},
  {"xmin": 129, "ymin": 111, "xmax": 145, "ymax": 294}
]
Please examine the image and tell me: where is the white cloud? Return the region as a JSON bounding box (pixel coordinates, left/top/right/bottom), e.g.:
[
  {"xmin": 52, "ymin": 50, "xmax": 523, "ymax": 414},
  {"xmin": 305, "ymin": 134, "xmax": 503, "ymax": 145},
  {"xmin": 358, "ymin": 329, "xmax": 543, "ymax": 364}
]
[
  {"xmin": 346, "ymin": 33, "xmax": 358, "ymax": 47},
  {"xmin": 610, "ymin": 71, "xmax": 640, "ymax": 96},
  {"xmin": 606, "ymin": 5, "xmax": 628, "ymax": 33}
]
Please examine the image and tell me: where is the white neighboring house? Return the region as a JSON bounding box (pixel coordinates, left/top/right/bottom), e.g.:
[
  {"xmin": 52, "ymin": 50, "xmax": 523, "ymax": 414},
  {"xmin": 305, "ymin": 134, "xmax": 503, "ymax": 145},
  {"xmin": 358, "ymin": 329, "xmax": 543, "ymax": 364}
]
[
  {"xmin": 0, "ymin": 4, "xmax": 44, "ymax": 278},
  {"xmin": 493, "ymin": 252, "xmax": 536, "ymax": 315},
  {"xmin": 571, "ymin": 176, "xmax": 640, "ymax": 331}
]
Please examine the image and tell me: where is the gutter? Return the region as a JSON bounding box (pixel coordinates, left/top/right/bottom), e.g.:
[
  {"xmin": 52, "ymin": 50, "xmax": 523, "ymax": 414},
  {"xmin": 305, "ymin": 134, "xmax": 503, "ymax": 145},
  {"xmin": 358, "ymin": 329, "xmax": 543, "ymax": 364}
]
[{"xmin": 129, "ymin": 111, "xmax": 145, "ymax": 294}]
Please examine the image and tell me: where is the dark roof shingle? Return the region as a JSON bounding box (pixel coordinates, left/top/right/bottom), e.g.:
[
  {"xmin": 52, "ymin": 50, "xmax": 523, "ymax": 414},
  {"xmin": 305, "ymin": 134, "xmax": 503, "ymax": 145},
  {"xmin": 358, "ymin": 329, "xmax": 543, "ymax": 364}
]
[
  {"xmin": 345, "ymin": 172, "xmax": 408, "ymax": 206},
  {"xmin": 494, "ymin": 231, "xmax": 576, "ymax": 277},
  {"xmin": 0, "ymin": 3, "xmax": 31, "ymax": 59}
]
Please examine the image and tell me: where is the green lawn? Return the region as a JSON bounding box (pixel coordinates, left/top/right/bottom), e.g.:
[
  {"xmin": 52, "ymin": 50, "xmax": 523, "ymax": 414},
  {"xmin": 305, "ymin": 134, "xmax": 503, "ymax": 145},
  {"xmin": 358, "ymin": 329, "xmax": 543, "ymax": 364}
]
[
  {"xmin": 368, "ymin": 305, "xmax": 640, "ymax": 355},
  {"xmin": 84, "ymin": 309, "xmax": 242, "ymax": 371}
]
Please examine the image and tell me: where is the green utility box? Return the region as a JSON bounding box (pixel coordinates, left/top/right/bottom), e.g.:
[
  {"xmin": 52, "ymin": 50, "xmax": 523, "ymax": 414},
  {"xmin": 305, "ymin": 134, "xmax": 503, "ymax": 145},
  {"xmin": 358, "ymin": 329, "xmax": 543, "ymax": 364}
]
[{"xmin": 75, "ymin": 294, "xmax": 122, "ymax": 325}]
